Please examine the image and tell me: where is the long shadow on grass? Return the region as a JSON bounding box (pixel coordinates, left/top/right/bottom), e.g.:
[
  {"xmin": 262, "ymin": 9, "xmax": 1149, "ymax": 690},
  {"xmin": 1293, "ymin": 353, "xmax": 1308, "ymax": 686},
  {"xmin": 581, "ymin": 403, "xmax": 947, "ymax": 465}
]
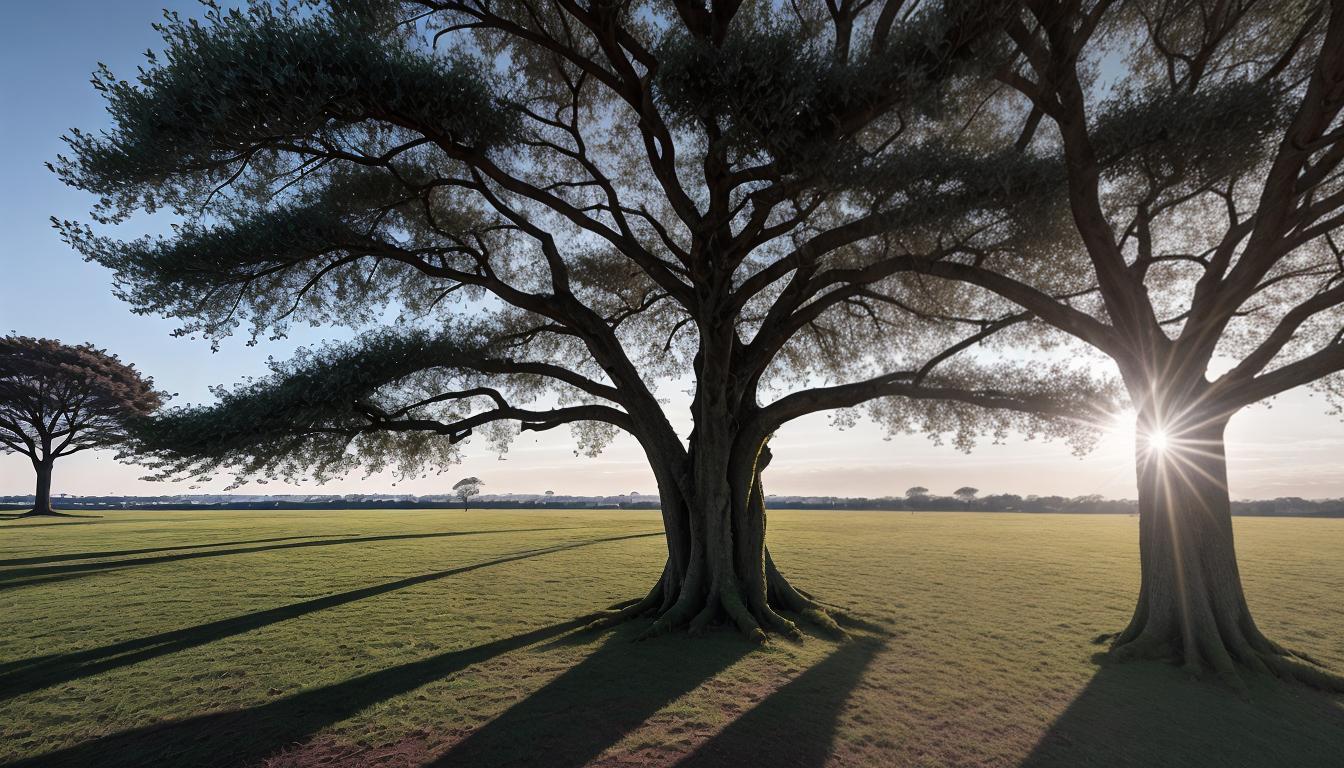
[
  {"xmin": 425, "ymin": 628, "xmax": 751, "ymax": 768},
  {"xmin": 0, "ymin": 527, "xmax": 580, "ymax": 589},
  {"xmin": 0, "ymin": 520, "xmax": 102, "ymax": 529},
  {"xmin": 0, "ymin": 619, "xmax": 592, "ymax": 768},
  {"xmin": 1019, "ymin": 656, "xmax": 1344, "ymax": 768},
  {"xmin": 0, "ymin": 532, "xmax": 660, "ymax": 700},
  {"xmin": 0, "ymin": 533, "xmax": 358, "ymax": 567},
  {"xmin": 675, "ymin": 637, "xmax": 883, "ymax": 768}
]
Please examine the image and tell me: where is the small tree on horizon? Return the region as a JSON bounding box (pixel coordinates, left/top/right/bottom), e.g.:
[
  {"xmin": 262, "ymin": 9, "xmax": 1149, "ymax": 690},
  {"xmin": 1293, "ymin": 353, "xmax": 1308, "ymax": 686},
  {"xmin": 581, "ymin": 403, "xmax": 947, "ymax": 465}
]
[
  {"xmin": 905, "ymin": 486, "xmax": 930, "ymax": 500},
  {"xmin": 953, "ymin": 487, "xmax": 978, "ymax": 502},
  {"xmin": 0, "ymin": 336, "xmax": 160, "ymax": 516},
  {"xmin": 453, "ymin": 477, "xmax": 483, "ymax": 512}
]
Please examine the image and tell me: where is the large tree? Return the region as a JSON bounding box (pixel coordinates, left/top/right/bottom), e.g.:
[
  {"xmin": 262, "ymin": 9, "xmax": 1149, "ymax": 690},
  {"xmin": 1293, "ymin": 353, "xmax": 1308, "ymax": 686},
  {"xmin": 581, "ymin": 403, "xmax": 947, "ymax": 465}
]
[
  {"xmin": 874, "ymin": 0, "xmax": 1344, "ymax": 691},
  {"xmin": 0, "ymin": 337, "xmax": 161, "ymax": 516},
  {"xmin": 56, "ymin": 0, "xmax": 1102, "ymax": 638}
]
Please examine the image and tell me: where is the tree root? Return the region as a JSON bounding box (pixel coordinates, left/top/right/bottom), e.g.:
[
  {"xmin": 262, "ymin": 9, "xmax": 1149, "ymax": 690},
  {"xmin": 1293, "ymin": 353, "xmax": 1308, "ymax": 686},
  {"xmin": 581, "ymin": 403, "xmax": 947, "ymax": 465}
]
[
  {"xmin": 584, "ymin": 582, "xmax": 665, "ymax": 631},
  {"xmin": 590, "ymin": 583, "xmax": 848, "ymax": 643},
  {"xmin": 1101, "ymin": 630, "xmax": 1344, "ymax": 696}
]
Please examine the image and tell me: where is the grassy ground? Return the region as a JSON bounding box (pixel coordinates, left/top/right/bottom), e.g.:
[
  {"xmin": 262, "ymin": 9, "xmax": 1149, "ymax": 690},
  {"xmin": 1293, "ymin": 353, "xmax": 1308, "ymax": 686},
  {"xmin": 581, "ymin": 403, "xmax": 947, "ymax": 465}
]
[{"xmin": 0, "ymin": 509, "xmax": 1340, "ymax": 768}]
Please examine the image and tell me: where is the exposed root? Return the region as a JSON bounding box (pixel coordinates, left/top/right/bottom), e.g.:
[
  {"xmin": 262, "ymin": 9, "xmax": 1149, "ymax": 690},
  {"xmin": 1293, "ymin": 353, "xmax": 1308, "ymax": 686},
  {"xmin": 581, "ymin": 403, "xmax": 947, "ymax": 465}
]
[
  {"xmin": 757, "ymin": 604, "xmax": 804, "ymax": 640},
  {"xmin": 1105, "ymin": 632, "xmax": 1344, "ymax": 695},
  {"xmin": 584, "ymin": 582, "xmax": 664, "ymax": 631},
  {"xmin": 595, "ymin": 581, "xmax": 839, "ymax": 643},
  {"xmin": 637, "ymin": 588, "xmax": 701, "ymax": 640},
  {"xmin": 717, "ymin": 588, "xmax": 767, "ymax": 643},
  {"xmin": 587, "ymin": 549, "xmax": 850, "ymax": 643},
  {"xmin": 765, "ymin": 555, "xmax": 848, "ymax": 639}
]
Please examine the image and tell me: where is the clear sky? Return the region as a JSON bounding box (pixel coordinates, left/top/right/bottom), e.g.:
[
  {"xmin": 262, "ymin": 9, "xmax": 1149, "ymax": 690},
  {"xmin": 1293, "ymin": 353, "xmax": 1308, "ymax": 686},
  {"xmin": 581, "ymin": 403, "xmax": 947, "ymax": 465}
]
[{"xmin": 2, "ymin": 1, "xmax": 1342, "ymax": 501}]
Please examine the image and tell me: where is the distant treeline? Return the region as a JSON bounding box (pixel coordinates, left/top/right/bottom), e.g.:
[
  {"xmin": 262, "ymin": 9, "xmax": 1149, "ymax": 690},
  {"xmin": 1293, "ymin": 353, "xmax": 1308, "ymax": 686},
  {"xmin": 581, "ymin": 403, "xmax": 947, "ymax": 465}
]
[
  {"xmin": 767, "ymin": 494, "xmax": 1344, "ymax": 517},
  {"xmin": 4, "ymin": 494, "xmax": 1344, "ymax": 517}
]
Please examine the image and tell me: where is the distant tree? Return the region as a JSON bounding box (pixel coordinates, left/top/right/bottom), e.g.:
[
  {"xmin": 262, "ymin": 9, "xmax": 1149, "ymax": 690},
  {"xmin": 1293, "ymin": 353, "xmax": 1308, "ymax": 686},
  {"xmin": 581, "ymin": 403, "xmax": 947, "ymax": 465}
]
[
  {"xmin": 544, "ymin": 490, "xmax": 555, "ymax": 497},
  {"xmin": 57, "ymin": 0, "xmax": 1106, "ymax": 640},
  {"xmin": 905, "ymin": 486, "xmax": 930, "ymax": 500},
  {"xmin": 453, "ymin": 477, "xmax": 483, "ymax": 512},
  {"xmin": 0, "ymin": 336, "xmax": 160, "ymax": 516},
  {"xmin": 953, "ymin": 487, "xmax": 979, "ymax": 502}
]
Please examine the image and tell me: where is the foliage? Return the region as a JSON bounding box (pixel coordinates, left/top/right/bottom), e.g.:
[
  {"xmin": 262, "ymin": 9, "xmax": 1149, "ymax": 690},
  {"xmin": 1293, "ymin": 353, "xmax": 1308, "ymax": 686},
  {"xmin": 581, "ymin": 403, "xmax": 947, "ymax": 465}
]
[
  {"xmin": 0, "ymin": 336, "xmax": 161, "ymax": 464},
  {"xmin": 453, "ymin": 476, "xmax": 483, "ymax": 505},
  {"xmin": 54, "ymin": 0, "xmax": 1114, "ymax": 495}
]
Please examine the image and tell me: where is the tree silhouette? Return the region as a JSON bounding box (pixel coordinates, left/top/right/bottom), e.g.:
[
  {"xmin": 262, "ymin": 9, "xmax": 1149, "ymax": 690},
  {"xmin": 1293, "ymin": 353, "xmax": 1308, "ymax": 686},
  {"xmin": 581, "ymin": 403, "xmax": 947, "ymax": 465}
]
[
  {"xmin": 453, "ymin": 476, "xmax": 483, "ymax": 511},
  {"xmin": 953, "ymin": 487, "xmax": 978, "ymax": 501},
  {"xmin": 56, "ymin": 0, "xmax": 1105, "ymax": 639},
  {"xmin": 0, "ymin": 337, "xmax": 160, "ymax": 516},
  {"xmin": 883, "ymin": 0, "xmax": 1344, "ymax": 690}
]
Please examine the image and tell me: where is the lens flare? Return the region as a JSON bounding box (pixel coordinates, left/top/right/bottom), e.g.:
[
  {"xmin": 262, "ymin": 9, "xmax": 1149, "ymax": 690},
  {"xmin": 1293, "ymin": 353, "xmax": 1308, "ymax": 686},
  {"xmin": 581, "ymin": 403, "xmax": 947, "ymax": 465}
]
[{"xmin": 1148, "ymin": 431, "xmax": 1170, "ymax": 453}]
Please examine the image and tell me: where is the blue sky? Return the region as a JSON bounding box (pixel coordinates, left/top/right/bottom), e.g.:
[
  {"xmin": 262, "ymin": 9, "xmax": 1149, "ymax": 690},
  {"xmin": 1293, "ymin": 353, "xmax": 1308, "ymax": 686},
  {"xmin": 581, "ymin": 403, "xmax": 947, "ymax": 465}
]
[{"xmin": 2, "ymin": 1, "xmax": 1342, "ymax": 500}]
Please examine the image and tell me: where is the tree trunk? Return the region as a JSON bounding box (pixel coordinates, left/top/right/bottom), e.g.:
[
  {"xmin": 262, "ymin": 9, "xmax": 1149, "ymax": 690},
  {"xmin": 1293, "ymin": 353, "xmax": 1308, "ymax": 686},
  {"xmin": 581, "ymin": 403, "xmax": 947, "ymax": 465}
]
[
  {"xmin": 31, "ymin": 458, "xmax": 55, "ymax": 515},
  {"xmin": 1103, "ymin": 407, "xmax": 1344, "ymax": 693},
  {"xmin": 591, "ymin": 437, "xmax": 846, "ymax": 641},
  {"xmin": 589, "ymin": 322, "xmax": 845, "ymax": 641}
]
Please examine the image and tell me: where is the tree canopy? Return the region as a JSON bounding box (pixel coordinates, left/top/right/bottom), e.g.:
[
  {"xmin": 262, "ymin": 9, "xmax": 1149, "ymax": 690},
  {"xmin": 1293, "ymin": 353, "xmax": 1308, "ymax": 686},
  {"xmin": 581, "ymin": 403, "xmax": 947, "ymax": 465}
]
[{"xmin": 57, "ymin": 0, "xmax": 1112, "ymax": 640}]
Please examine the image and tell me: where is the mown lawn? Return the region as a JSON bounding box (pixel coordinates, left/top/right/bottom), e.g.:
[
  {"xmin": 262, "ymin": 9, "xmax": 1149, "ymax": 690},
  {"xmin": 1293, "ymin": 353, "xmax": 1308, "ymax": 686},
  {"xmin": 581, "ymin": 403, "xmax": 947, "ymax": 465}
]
[{"xmin": 0, "ymin": 509, "xmax": 1340, "ymax": 767}]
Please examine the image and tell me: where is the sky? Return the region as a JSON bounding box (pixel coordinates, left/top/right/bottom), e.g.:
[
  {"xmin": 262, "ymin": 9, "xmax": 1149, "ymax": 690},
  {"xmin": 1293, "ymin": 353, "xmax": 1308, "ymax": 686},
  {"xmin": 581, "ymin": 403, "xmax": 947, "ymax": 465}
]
[{"xmin": 2, "ymin": 1, "xmax": 1343, "ymax": 501}]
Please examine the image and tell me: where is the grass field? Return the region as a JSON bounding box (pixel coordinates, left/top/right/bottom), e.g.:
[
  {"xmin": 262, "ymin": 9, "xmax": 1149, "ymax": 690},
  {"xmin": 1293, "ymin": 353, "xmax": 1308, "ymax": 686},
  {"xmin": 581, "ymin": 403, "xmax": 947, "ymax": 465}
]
[{"xmin": 0, "ymin": 509, "xmax": 1341, "ymax": 767}]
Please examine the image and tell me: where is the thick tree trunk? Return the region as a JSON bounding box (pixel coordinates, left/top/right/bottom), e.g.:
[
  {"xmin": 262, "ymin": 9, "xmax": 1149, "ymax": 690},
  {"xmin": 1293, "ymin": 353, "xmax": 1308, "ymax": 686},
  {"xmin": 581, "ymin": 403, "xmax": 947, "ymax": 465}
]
[
  {"xmin": 1103, "ymin": 408, "xmax": 1344, "ymax": 693},
  {"xmin": 590, "ymin": 320, "xmax": 845, "ymax": 641},
  {"xmin": 31, "ymin": 459, "xmax": 55, "ymax": 515},
  {"xmin": 591, "ymin": 438, "xmax": 846, "ymax": 641}
]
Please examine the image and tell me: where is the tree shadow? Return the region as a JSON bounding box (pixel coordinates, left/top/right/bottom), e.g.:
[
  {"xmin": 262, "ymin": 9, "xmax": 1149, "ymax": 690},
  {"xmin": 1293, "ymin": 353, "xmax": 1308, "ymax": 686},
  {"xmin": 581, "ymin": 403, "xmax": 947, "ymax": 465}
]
[
  {"xmin": 0, "ymin": 520, "xmax": 102, "ymax": 529},
  {"xmin": 0, "ymin": 532, "xmax": 661, "ymax": 700},
  {"xmin": 425, "ymin": 625, "xmax": 751, "ymax": 768},
  {"xmin": 1020, "ymin": 655, "xmax": 1344, "ymax": 768},
  {"xmin": 675, "ymin": 636, "xmax": 883, "ymax": 768},
  {"xmin": 0, "ymin": 533, "xmax": 356, "ymax": 567},
  {"xmin": 0, "ymin": 527, "xmax": 581, "ymax": 589},
  {"xmin": 0, "ymin": 619, "xmax": 591, "ymax": 768},
  {"xmin": 3, "ymin": 510, "xmax": 104, "ymax": 519}
]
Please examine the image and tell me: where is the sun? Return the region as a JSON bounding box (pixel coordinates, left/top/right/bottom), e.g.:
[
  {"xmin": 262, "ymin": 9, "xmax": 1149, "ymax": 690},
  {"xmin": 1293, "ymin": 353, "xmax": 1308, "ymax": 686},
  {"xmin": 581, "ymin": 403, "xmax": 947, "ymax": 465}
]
[{"xmin": 1148, "ymin": 430, "xmax": 1170, "ymax": 454}]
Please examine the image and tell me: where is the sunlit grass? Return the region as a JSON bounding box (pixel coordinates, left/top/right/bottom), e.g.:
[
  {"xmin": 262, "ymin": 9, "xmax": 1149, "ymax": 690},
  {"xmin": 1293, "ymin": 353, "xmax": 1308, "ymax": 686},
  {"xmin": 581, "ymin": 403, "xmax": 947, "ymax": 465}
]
[{"xmin": 0, "ymin": 509, "xmax": 1341, "ymax": 767}]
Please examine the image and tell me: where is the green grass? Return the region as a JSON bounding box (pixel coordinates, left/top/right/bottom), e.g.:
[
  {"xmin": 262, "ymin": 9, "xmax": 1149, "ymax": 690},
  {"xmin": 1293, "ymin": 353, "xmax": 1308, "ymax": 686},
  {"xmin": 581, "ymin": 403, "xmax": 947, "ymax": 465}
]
[{"xmin": 1, "ymin": 509, "xmax": 1341, "ymax": 767}]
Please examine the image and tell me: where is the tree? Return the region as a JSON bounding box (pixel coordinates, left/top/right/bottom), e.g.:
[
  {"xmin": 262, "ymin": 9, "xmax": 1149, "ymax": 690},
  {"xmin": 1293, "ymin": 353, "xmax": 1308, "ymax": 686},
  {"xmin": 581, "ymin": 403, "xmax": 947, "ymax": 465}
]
[
  {"xmin": 57, "ymin": 0, "xmax": 1103, "ymax": 640},
  {"xmin": 953, "ymin": 486, "xmax": 978, "ymax": 501},
  {"xmin": 0, "ymin": 337, "xmax": 160, "ymax": 516},
  {"xmin": 879, "ymin": 1, "xmax": 1344, "ymax": 691},
  {"xmin": 905, "ymin": 486, "xmax": 930, "ymax": 499},
  {"xmin": 453, "ymin": 476, "xmax": 483, "ymax": 511}
]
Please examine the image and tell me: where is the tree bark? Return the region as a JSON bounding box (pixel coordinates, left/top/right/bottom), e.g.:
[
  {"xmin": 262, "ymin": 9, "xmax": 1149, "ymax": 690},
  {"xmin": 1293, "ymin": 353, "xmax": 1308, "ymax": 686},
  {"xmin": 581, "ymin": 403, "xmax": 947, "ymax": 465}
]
[
  {"xmin": 31, "ymin": 458, "xmax": 55, "ymax": 515},
  {"xmin": 1103, "ymin": 406, "xmax": 1344, "ymax": 693},
  {"xmin": 590, "ymin": 436, "xmax": 846, "ymax": 641}
]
